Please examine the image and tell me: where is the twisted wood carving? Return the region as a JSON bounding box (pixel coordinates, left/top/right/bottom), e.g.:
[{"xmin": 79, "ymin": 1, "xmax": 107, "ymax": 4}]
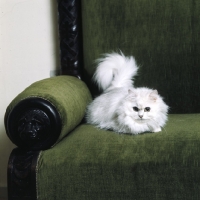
[
  {"xmin": 57, "ymin": 0, "xmax": 82, "ymax": 78},
  {"xmin": 7, "ymin": 1, "xmax": 82, "ymax": 199},
  {"xmin": 8, "ymin": 149, "xmax": 40, "ymax": 200}
]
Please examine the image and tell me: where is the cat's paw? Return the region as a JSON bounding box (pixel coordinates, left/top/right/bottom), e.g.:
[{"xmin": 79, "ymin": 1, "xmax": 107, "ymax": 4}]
[{"xmin": 152, "ymin": 127, "xmax": 162, "ymax": 132}]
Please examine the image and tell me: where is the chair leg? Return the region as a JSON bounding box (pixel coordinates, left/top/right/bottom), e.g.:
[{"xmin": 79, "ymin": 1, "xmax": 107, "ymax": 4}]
[{"xmin": 7, "ymin": 148, "xmax": 40, "ymax": 200}]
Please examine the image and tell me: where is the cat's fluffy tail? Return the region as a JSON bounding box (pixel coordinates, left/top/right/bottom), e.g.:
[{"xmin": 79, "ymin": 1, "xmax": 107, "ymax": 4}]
[{"xmin": 93, "ymin": 52, "xmax": 138, "ymax": 91}]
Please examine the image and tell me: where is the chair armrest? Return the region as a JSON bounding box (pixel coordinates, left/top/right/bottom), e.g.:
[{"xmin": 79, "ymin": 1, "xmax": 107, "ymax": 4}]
[{"xmin": 4, "ymin": 75, "xmax": 92, "ymax": 150}]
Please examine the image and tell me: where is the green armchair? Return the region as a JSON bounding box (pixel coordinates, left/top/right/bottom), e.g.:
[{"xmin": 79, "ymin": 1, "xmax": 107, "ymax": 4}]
[{"xmin": 5, "ymin": 0, "xmax": 200, "ymax": 199}]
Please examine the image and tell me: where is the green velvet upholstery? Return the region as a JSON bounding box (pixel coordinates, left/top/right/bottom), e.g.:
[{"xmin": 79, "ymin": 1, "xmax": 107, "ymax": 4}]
[
  {"xmin": 6, "ymin": 0, "xmax": 200, "ymax": 199},
  {"xmin": 6, "ymin": 76, "xmax": 92, "ymax": 144},
  {"xmin": 82, "ymin": 0, "xmax": 200, "ymax": 113},
  {"xmin": 37, "ymin": 114, "xmax": 200, "ymax": 200}
]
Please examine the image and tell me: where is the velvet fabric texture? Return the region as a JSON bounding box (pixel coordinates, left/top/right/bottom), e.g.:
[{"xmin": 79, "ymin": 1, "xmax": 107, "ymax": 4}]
[
  {"xmin": 6, "ymin": 76, "xmax": 92, "ymax": 143},
  {"xmin": 37, "ymin": 114, "xmax": 200, "ymax": 200},
  {"xmin": 36, "ymin": 1, "xmax": 200, "ymax": 199},
  {"xmin": 82, "ymin": 0, "xmax": 200, "ymax": 113},
  {"xmin": 6, "ymin": 0, "xmax": 200, "ymax": 199}
]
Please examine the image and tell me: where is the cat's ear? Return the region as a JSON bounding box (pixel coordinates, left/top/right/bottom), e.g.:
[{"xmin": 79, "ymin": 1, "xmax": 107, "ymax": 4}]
[
  {"xmin": 128, "ymin": 89, "xmax": 137, "ymax": 100},
  {"xmin": 128, "ymin": 89, "xmax": 137, "ymax": 96},
  {"xmin": 149, "ymin": 90, "xmax": 158, "ymax": 101}
]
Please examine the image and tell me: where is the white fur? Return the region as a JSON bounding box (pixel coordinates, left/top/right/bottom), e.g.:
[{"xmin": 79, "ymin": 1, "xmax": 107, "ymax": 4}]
[
  {"xmin": 93, "ymin": 52, "xmax": 138, "ymax": 91},
  {"xmin": 86, "ymin": 52, "xmax": 169, "ymax": 134}
]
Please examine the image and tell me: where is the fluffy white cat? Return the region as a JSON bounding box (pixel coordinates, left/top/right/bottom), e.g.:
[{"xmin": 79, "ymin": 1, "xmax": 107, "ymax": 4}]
[{"xmin": 86, "ymin": 52, "xmax": 169, "ymax": 134}]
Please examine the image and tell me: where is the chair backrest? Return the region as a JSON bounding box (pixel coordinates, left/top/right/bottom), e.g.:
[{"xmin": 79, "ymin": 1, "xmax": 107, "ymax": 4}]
[{"xmin": 58, "ymin": 0, "xmax": 200, "ymax": 114}]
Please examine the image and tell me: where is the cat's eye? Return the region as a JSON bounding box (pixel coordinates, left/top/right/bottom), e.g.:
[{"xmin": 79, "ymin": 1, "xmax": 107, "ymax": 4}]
[
  {"xmin": 144, "ymin": 107, "xmax": 151, "ymax": 112},
  {"xmin": 133, "ymin": 107, "xmax": 139, "ymax": 112}
]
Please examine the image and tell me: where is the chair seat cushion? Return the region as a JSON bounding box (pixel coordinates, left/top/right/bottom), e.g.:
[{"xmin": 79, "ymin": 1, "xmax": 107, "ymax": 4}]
[{"xmin": 37, "ymin": 114, "xmax": 200, "ymax": 200}]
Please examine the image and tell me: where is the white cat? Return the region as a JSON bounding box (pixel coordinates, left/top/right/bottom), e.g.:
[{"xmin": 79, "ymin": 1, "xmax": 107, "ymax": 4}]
[{"xmin": 86, "ymin": 52, "xmax": 169, "ymax": 134}]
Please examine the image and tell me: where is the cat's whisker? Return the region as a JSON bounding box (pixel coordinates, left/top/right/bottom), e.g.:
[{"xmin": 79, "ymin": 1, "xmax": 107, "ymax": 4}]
[{"xmin": 162, "ymin": 126, "xmax": 168, "ymax": 134}]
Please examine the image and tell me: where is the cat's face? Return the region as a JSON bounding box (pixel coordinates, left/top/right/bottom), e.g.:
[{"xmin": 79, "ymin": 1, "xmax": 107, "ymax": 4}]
[
  {"xmin": 132, "ymin": 105, "xmax": 152, "ymax": 122},
  {"xmin": 124, "ymin": 88, "xmax": 163, "ymax": 123}
]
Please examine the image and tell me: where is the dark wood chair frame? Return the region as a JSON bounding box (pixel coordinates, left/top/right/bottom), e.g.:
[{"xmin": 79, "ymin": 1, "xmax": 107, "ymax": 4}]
[{"xmin": 5, "ymin": 1, "xmax": 82, "ymax": 199}]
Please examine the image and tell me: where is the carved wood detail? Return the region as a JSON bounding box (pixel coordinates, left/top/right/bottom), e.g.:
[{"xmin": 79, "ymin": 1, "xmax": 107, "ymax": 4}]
[
  {"xmin": 5, "ymin": 97, "xmax": 62, "ymax": 151},
  {"xmin": 17, "ymin": 109, "xmax": 50, "ymax": 146},
  {"xmin": 7, "ymin": 149, "xmax": 40, "ymax": 200},
  {"xmin": 6, "ymin": 1, "xmax": 82, "ymax": 199},
  {"xmin": 57, "ymin": 0, "xmax": 83, "ymax": 78}
]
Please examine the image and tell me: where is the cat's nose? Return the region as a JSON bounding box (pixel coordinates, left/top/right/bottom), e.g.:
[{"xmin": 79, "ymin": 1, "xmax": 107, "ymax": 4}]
[{"xmin": 139, "ymin": 115, "xmax": 143, "ymax": 119}]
